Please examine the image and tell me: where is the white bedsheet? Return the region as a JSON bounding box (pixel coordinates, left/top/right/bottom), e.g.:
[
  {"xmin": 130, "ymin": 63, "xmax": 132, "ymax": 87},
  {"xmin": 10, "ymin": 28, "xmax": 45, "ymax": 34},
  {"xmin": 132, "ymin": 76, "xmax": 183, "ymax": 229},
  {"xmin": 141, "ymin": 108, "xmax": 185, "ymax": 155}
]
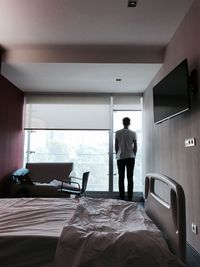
[
  {"xmin": 0, "ymin": 197, "xmax": 186, "ymax": 267},
  {"xmin": 0, "ymin": 197, "xmax": 79, "ymax": 267},
  {"xmin": 54, "ymin": 198, "xmax": 185, "ymax": 267}
]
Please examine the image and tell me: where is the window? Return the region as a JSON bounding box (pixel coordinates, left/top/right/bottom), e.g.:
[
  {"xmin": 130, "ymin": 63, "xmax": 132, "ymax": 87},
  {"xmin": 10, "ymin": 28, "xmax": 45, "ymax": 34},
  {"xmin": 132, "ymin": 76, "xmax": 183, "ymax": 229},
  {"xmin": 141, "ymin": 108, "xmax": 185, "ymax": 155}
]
[
  {"xmin": 24, "ymin": 130, "xmax": 109, "ymax": 191},
  {"xmin": 24, "ymin": 94, "xmax": 143, "ymax": 193}
]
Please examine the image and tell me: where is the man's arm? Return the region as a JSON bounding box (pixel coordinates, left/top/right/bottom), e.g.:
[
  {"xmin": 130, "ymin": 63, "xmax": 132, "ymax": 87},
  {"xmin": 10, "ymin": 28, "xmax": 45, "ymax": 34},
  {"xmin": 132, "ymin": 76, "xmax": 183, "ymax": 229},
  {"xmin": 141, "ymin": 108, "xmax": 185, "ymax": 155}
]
[
  {"xmin": 115, "ymin": 137, "xmax": 119, "ymax": 154},
  {"xmin": 133, "ymin": 139, "xmax": 137, "ymax": 156}
]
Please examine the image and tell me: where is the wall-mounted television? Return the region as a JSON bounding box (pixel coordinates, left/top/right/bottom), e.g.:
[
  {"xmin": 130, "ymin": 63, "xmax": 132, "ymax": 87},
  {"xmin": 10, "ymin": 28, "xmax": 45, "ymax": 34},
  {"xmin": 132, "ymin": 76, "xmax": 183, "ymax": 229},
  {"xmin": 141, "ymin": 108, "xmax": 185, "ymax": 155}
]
[{"xmin": 153, "ymin": 59, "xmax": 190, "ymax": 124}]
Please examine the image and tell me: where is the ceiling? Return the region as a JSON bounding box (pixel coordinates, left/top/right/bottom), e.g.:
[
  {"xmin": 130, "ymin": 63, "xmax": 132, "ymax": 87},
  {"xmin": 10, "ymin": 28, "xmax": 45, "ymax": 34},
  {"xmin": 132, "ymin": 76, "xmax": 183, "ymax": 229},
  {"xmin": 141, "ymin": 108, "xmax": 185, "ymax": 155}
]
[{"xmin": 0, "ymin": 0, "xmax": 194, "ymax": 94}]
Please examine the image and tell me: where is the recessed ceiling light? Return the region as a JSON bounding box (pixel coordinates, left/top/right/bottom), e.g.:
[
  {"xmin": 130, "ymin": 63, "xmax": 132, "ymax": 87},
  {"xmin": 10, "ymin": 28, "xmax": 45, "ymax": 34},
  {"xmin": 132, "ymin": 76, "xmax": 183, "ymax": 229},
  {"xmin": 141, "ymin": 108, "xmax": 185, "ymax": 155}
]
[
  {"xmin": 128, "ymin": 0, "xmax": 137, "ymax": 7},
  {"xmin": 115, "ymin": 78, "xmax": 122, "ymax": 82}
]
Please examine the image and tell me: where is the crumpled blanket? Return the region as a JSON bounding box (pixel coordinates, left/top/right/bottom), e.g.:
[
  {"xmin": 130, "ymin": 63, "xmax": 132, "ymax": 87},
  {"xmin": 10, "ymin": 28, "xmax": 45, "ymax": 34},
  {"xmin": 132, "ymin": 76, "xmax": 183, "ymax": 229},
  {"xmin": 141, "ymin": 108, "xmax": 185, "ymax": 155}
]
[{"xmin": 54, "ymin": 198, "xmax": 185, "ymax": 267}]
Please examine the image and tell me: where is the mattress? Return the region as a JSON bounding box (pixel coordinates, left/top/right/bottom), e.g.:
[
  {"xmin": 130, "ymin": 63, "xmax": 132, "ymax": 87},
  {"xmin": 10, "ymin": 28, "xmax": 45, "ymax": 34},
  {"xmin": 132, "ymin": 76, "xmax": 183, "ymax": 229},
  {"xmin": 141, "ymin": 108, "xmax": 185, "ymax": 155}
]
[{"xmin": 0, "ymin": 197, "xmax": 185, "ymax": 267}]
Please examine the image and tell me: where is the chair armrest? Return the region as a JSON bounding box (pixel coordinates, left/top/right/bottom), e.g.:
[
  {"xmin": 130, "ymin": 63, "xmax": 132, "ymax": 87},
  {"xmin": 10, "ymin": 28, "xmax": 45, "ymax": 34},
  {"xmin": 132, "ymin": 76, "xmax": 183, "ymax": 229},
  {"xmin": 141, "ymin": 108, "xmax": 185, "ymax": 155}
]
[
  {"xmin": 69, "ymin": 176, "xmax": 82, "ymax": 180},
  {"xmin": 61, "ymin": 181, "xmax": 80, "ymax": 190},
  {"xmin": 61, "ymin": 176, "xmax": 81, "ymax": 183},
  {"xmin": 60, "ymin": 175, "xmax": 82, "ymax": 190},
  {"xmin": 61, "ymin": 178, "xmax": 71, "ymax": 188}
]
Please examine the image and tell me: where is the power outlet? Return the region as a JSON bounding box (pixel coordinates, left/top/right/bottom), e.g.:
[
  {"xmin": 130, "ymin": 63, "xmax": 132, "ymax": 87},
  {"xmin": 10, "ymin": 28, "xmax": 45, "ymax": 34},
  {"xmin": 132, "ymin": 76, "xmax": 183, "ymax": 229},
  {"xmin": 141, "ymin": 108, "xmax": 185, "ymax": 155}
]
[
  {"xmin": 185, "ymin": 138, "xmax": 196, "ymax": 147},
  {"xmin": 191, "ymin": 223, "xmax": 198, "ymax": 234}
]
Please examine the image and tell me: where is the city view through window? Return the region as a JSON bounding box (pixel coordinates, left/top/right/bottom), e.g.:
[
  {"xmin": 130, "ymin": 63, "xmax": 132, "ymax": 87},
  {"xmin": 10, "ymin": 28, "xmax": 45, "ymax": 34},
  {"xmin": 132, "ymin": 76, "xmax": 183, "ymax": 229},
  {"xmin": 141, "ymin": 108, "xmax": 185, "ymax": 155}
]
[{"xmin": 24, "ymin": 111, "xmax": 142, "ymax": 192}]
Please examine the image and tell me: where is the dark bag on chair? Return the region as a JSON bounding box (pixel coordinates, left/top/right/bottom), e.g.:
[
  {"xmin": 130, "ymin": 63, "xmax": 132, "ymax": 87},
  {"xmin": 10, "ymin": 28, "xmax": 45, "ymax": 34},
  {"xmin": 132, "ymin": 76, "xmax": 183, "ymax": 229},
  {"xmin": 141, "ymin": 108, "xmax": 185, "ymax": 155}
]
[{"xmin": 12, "ymin": 168, "xmax": 33, "ymax": 185}]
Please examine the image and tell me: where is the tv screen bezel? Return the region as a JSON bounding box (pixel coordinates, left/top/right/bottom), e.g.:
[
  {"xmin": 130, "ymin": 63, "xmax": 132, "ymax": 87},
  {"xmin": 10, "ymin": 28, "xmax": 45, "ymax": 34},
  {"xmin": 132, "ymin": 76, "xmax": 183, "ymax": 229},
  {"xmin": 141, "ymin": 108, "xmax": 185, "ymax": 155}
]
[{"xmin": 153, "ymin": 59, "xmax": 190, "ymax": 124}]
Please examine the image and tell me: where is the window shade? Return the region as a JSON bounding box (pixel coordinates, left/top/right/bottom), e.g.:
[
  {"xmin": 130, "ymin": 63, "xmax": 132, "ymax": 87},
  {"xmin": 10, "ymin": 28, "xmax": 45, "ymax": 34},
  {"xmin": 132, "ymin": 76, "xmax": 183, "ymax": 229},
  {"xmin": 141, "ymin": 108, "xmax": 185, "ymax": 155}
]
[
  {"xmin": 113, "ymin": 95, "xmax": 142, "ymax": 110},
  {"xmin": 25, "ymin": 95, "xmax": 111, "ymax": 130},
  {"xmin": 25, "ymin": 94, "xmax": 142, "ymax": 130}
]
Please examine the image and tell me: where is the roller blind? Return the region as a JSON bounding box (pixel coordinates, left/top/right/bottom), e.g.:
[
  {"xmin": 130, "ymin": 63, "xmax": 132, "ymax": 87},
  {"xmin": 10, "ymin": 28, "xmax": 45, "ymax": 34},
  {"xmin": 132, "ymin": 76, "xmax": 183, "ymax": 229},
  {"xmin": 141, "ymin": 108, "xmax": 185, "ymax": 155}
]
[
  {"xmin": 25, "ymin": 95, "xmax": 111, "ymax": 130},
  {"xmin": 113, "ymin": 95, "xmax": 142, "ymax": 110},
  {"xmin": 25, "ymin": 94, "xmax": 142, "ymax": 130}
]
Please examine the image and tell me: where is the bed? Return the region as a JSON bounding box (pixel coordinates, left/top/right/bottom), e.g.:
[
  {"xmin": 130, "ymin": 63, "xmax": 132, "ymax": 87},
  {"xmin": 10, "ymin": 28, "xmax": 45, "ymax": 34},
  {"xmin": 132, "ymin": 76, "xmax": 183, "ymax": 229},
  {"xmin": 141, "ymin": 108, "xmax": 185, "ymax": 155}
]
[{"xmin": 0, "ymin": 173, "xmax": 186, "ymax": 267}]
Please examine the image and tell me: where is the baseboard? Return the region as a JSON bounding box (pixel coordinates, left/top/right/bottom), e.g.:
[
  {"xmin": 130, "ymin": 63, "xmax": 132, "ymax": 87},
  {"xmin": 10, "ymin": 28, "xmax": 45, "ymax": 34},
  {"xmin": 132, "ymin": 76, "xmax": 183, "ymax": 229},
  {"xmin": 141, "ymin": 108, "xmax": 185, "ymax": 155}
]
[
  {"xmin": 187, "ymin": 242, "xmax": 200, "ymax": 267},
  {"xmin": 87, "ymin": 191, "xmax": 144, "ymax": 202}
]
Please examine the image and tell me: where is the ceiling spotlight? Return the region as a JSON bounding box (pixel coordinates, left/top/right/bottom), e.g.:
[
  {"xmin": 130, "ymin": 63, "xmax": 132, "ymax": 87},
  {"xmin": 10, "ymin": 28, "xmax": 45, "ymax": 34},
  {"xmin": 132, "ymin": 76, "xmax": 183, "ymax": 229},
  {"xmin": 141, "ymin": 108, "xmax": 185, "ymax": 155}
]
[{"xmin": 128, "ymin": 0, "xmax": 137, "ymax": 7}]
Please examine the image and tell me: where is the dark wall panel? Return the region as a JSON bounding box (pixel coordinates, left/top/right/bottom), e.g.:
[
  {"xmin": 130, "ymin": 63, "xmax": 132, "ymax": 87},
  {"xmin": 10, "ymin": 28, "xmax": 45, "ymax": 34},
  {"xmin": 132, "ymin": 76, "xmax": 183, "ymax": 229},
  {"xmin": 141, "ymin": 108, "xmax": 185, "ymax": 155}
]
[{"xmin": 0, "ymin": 74, "xmax": 24, "ymax": 196}]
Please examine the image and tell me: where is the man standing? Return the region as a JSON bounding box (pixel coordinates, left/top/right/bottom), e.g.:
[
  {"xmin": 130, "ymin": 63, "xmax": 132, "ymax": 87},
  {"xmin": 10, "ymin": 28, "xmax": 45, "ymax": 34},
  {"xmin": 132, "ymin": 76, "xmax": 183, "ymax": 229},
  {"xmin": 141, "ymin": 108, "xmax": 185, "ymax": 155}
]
[{"xmin": 115, "ymin": 117, "xmax": 137, "ymax": 201}]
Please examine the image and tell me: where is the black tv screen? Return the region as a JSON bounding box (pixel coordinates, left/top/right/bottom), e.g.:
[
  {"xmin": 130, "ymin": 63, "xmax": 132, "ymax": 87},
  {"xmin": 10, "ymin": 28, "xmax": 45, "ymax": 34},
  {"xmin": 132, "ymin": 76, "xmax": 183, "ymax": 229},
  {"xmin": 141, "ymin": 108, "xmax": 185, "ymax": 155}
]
[{"xmin": 153, "ymin": 59, "xmax": 190, "ymax": 124}]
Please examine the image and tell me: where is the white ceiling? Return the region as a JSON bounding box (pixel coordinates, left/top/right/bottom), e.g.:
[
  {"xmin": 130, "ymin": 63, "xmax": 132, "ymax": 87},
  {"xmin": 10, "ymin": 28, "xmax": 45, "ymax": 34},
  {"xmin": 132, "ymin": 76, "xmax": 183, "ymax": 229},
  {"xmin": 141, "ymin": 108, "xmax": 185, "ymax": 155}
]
[{"xmin": 0, "ymin": 0, "xmax": 194, "ymax": 94}]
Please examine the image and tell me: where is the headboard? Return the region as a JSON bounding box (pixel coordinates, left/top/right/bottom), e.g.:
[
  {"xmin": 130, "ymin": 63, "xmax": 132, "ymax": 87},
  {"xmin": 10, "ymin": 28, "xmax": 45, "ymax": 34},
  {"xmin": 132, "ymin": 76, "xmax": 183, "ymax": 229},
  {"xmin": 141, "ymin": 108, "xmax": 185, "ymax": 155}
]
[{"xmin": 145, "ymin": 173, "xmax": 186, "ymax": 263}]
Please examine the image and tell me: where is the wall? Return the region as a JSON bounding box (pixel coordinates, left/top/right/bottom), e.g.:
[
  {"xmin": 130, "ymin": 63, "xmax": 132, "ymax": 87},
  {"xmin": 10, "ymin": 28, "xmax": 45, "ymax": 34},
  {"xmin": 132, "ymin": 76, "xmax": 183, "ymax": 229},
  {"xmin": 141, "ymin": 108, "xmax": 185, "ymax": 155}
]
[
  {"xmin": 0, "ymin": 74, "xmax": 24, "ymax": 196},
  {"xmin": 143, "ymin": 0, "xmax": 200, "ymax": 253}
]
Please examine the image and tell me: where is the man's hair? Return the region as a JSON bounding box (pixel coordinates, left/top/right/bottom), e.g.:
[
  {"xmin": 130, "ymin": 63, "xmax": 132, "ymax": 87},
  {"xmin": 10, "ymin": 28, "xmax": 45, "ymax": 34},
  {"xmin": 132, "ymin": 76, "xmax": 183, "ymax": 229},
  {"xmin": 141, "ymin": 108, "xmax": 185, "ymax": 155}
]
[{"xmin": 123, "ymin": 117, "xmax": 130, "ymax": 126}]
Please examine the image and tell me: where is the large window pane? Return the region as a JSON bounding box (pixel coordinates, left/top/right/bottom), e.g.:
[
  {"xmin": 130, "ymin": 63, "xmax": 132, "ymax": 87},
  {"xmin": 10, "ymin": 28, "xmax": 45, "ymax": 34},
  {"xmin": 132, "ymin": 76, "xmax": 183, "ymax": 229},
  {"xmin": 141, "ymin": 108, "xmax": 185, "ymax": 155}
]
[{"xmin": 24, "ymin": 130, "xmax": 109, "ymax": 191}]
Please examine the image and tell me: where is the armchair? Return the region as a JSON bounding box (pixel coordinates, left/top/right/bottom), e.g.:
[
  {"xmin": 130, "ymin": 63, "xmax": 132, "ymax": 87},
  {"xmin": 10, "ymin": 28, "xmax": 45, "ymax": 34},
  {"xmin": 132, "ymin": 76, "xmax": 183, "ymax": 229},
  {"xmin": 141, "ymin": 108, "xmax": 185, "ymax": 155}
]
[{"xmin": 59, "ymin": 171, "xmax": 89, "ymax": 197}]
